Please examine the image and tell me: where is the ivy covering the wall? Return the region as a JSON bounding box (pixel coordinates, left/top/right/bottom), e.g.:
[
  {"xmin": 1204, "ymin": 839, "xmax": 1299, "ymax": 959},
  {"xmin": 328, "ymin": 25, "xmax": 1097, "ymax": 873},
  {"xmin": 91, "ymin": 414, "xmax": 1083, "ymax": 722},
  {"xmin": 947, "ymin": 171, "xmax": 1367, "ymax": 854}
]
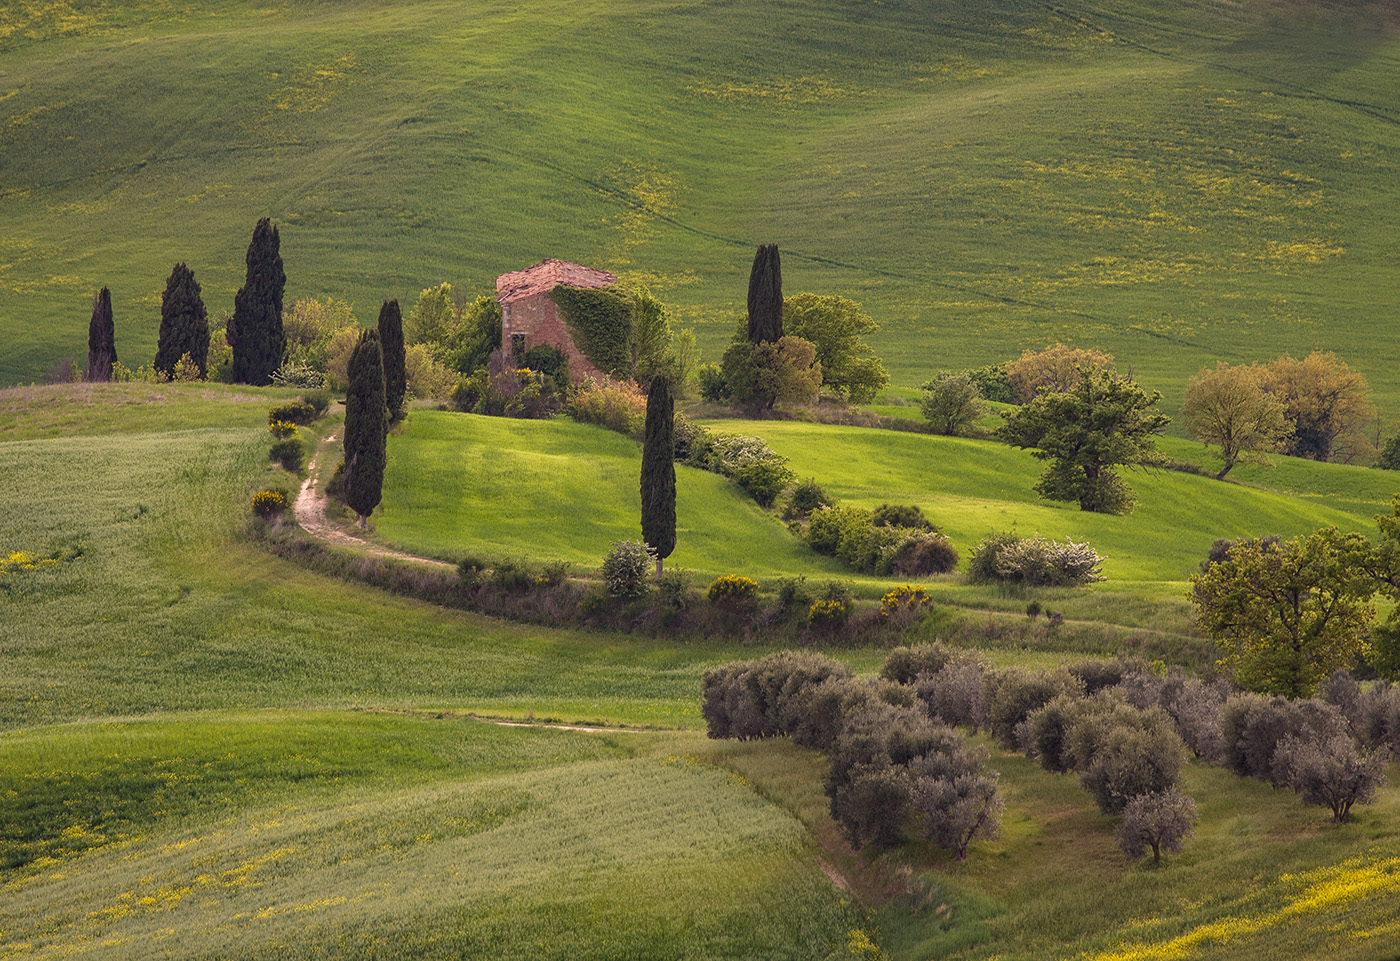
[{"xmin": 550, "ymin": 284, "xmax": 636, "ymax": 377}]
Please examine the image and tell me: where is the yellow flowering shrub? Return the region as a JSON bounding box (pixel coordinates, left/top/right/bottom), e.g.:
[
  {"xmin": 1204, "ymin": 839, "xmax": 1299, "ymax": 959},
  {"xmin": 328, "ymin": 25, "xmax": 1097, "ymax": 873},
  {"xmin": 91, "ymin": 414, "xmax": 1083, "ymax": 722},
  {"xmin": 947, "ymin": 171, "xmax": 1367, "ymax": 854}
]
[{"xmin": 707, "ymin": 574, "xmax": 759, "ymax": 605}]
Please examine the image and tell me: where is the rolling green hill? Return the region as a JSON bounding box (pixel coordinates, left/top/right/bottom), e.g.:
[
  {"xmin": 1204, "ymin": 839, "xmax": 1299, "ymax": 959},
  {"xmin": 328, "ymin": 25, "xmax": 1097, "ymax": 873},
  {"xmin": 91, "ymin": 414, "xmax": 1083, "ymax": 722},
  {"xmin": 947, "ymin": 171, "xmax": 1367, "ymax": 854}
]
[
  {"xmin": 3, "ymin": 0, "xmax": 1399, "ymax": 422},
  {"xmin": 6, "ymin": 383, "xmax": 1400, "ymax": 959}
]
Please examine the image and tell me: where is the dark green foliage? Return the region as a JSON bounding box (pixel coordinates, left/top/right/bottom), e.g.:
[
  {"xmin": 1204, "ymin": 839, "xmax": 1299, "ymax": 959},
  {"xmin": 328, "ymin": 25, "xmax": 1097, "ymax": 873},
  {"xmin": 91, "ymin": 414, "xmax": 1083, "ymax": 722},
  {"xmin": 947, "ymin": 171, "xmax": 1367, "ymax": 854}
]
[
  {"xmin": 155, "ymin": 263, "xmax": 209, "ymax": 380},
  {"xmin": 871, "ymin": 503, "xmax": 933, "ymax": 531},
  {"xmin": 730, "ymin": 458, "xmax": 792, "ymax": 508},
  {"xmin": 268, "ymin": 436, "xmax": 304, "ymax": 473},
  {"xmin": 892, "ymin": 532, "xmax": 960, "ymax": 576},
  {"xmin": 522, "ymin": 344, "xmax": 570, "ymax": 392},
  {"xmin": 268, "ymin": 401, "xmax": 316, "ymax": 426},
  {"xmin": 671, "ymin": 414, "xmax": 712, "ymax": 464},
  {"xmin": 921, "ymin": 373, "xmax": 987, "ymax": 436},
  {"xmin": 85, "ymin": 287, "xmax": 116, "ymax": 382},
  {"xmin": 377, "ymin": 299, "xmax": 407, "ymax": 418},
  {"xmin": 720, "ymin": 337, "xmax": 822, "ymax": 411},
  {"xmin": 550, "ymin": 284, "xmax": 635, "ymax": 376},
  {"xmin": 228, "ymin": 218, "xmax": 286, "ymax": 386},
  {"xmin": 301, "ymin": 390, "xmax": 332, "ymax": 417},
  {"xmin": 782, "ymin": 478, "xmax": 831, "ymax": 520},
  {"xmin": 1200, "ymin": 534, "xmax": 1281, "ymax": 573},
  {"xmin": 696, "ymin": 363, "xmax": 728, "ymax": 402},
  {"xmin": 1376, "ymin": 436, "xmax": 1400, "ymax": 471},
  {"xmin": 746, "ymin": 244, "xmax": 782, "ymax": 344},
  {"xmin": 342, "ymin": 329, "xmax": 387, "ymax": 524},
  {"xmin": 999, "ymin": 367, "xmax": 1169, "ymax": 514},
  {"xmin": 781, "ymin": 293, "xmax": 888, "ymax": 403},
  {"xmin": 641, "ymin": 376, "xmax": 677, "ymax": 570}
]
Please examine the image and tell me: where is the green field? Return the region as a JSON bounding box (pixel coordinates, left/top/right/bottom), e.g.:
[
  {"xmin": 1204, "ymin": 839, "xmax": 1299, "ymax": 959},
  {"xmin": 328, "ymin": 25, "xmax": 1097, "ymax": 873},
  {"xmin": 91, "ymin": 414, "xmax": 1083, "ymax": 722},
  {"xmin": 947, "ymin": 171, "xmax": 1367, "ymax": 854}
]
[
  {"xmin": 4, "ymin": 0, "xmax": 1400, "ymax": 422},
  {"xmin": 5, "ymin": 383, "xmax": 1400, "ymax": 958}
]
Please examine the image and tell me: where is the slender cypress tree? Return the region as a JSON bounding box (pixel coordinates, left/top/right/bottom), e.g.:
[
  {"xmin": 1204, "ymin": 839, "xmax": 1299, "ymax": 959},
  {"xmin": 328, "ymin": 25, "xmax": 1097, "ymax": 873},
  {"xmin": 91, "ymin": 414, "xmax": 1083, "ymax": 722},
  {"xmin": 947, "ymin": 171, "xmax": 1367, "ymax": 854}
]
[
  {"xmin": 746, "ymin": 244, "xmax": 783, "ymax": 344},
  {"xmin": 155, "ymin": 263, "xmax": 209, "ymax": 379},
  {"xmin": 640, "ymin": 374, "xmax": 677, "ymax": 577},
  {"xmin": 343, "ymin": 329, "xmax": 387, "ymax": 529},
  {"xmin": 229, "ymin": 217, "xmax": 287, "ymax": 385},
  {"xmin": 86, "ymin": 287, "xmax": 117, "ymax": 382},
  {"xmin": 377, "ymin": 298, "xmax": 407, "ymax": 419}
]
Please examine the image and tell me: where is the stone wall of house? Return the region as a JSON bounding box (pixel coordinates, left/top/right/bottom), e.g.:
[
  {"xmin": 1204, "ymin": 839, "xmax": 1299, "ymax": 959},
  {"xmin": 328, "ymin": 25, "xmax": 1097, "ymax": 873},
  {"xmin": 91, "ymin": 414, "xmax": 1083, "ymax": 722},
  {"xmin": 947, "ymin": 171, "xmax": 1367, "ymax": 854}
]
[{"xmin": 501, "ymin": 290, "xmax": 603, "ymax": 384}]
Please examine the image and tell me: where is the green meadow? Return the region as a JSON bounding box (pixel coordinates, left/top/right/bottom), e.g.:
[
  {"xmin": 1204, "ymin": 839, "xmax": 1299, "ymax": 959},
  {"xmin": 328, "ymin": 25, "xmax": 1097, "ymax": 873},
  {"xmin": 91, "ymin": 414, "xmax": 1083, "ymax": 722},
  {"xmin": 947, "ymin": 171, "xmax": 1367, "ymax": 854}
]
[
  {"xmin": 6, "ymin": 384, "xmax": 1400, "ymax": 957},
  {"xmin": 4, "ymin": 0, "xmax": 1400, "ymax": 419}
]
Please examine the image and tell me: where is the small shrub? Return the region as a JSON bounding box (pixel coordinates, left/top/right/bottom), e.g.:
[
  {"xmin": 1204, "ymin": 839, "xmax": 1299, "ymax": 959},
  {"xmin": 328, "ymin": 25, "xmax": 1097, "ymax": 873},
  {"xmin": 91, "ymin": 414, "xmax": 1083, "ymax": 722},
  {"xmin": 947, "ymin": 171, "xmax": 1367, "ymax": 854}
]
[
  {"xmin": 268, "ymin": 419, "xmax": 299, "ymax": 439},
  {"xmin": 892, "ymin": 532, "xmax": 959, "ymax": 576},
  {"xmin": 871, "ymin": 503, "xmax": 934, "ymax": 531},
  {"xmin": 968, "ymin": 531, "xmax": 1105, "ymax": 586},
  {"xmin": 882, "ymin": 642, "xmax": 961, "ymax": 684},
  {"xmin": 602, "ymin": 540, "xmax": 654, "ymax": 598},
  {"xmin": 731, "ymin": 459, "xmax": 794, "ymax": 508},
  {"xmin": 697, "ymin": 362, "xmax": 728, "ymax": 402},
  {"xmin": 808, "ymin": 598, "xmax": 850, "ymax": 630},
  {"xmin": 1116, "ymin": 789, "xmax": 1198, "ymax": 864},
  {"xmin": 672, "ymin": 414, "xmax": 712, "ymax": 464},
  {"xmin": 269, "ymin": 436, "xmax": 305, "ymax": 472},
  {"xmin": 251, "ymin": 488, "xmax": 289, "ymax": 518},
  {"xmin": 807, "ymin": 505, "xmax": 872, "ymax": 557},
  {"xmin": 1026, "ymin": 601, "xmax": 1042, "ymax": 620},
  {"xmin": 656, "ymin": 568, "xmax": 694, "ymax": 611},
  {"xmin": 268, "ymin": 400, "xmax": 317, "ymax": 426},
  {"xmin": 489, "ymin": 557, "xmax": 535, "ymax": 594},
  {"xmin": 776, "ymin": 575, "xmax": 814, "ymax": 612},
  {"xmin": 880, "ymin": 584, "xmax": 930, "ymax": 620},
  {"xmin": 301, "ymin": 390, "xmax": 332, "ymax": 416},
  {"xmin": 568, "ymin": 377, "xmax": 648, "ymax": 437},
  {"xmin": 270, "ymin": 362, "xmax": 327, "ymax": 390},
  {"xmin": 708, "ymin": 574, "xmax": 759, "ymax": 606},
  {"xmin": 913, "ymin": 660, "xmax": 988, "ymax": 730},
  {"xmin": 783, "ymin": 478, "xmax": 831, "ymax": 520}
]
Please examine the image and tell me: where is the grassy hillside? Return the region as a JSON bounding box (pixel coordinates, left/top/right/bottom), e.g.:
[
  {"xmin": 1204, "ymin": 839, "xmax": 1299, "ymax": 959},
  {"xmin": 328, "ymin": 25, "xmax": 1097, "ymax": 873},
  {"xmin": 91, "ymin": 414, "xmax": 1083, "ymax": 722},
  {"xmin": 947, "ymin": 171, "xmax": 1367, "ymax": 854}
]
[
  {"xmin": 3, "ymin": 0, "xmax": 1400, "ymax": 422},
  {"xmin": 5, "ymin": 384, "xmax": 1400, "ymax": 958}
]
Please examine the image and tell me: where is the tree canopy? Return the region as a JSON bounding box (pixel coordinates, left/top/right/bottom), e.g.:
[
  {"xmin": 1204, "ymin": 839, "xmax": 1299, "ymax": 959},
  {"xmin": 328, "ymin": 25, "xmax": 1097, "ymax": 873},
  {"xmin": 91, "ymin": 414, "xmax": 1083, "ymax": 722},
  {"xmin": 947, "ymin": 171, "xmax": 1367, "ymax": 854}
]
[
  {"xmin": 782, "ymin": 293, "xmax": 889, "ymax": 404},
  {"xmin": 640, "ymin": 375, "xmax": 676, "ymax": 576},
  {"xmin": 998, "ymin": 367, "xmax": 1168, "ymax": 514},
  {"xmin": 1191, "ymin": 529, "xmax": 1375, "ymax": 697},
  {"xmin": 1260, "ymin": 352, "xmax": 1374, "ymax": 463},
  {"xmin": 86, "ymin": 286, "xmax": 116, "ymax": 382},
  {"xmin": 1182, "ymin": 362, "xmax": 1291, "ymax": 479},
  {"xmin": 746, "ymin": 244, "xmax": 782, "ymax": 344},
  {"xmin": 155, "ymin": 263, "xmax": 209, "ymax": 380},
  {"xmin": 228, "ymin": 217, "xmax": 286, "ymax": 385},
  {"xmin": 342, "ymin": 329, "xmax": 388, "ymax": 527},
  {"xmin": 378, "ymin": 299, "xmax": 406, "ymax": 418},
  {"xmin": 1004, "ymin": 343, "xmax": 1115, "ymax": 404}
]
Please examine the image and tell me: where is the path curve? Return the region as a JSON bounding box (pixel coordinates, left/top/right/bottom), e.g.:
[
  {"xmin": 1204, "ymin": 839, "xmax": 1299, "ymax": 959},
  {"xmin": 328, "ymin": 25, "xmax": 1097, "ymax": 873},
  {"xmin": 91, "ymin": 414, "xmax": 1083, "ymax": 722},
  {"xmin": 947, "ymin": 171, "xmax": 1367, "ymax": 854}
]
[{"xmin": 294, "ymin": 434, "xmax": 453, "ymax": 569}]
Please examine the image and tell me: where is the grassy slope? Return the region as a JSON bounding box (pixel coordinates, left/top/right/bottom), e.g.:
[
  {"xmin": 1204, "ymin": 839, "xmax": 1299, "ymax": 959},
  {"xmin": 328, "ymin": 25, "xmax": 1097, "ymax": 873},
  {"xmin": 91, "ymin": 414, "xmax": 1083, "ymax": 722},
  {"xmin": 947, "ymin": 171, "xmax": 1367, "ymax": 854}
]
[
  {"xmin": 7, "ymin": 384, "xmax": 1400, "ymax": 960},
  {"xmin": 3, "ymin": 0, "xmax": 1400, "ymax": 422}
]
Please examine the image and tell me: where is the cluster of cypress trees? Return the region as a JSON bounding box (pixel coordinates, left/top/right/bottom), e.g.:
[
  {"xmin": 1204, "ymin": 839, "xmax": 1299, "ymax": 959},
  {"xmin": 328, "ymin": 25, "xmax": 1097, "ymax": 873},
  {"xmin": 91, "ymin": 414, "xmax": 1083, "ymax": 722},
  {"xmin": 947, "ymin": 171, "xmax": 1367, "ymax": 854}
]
[{"xmin": 154, "ymin": 263, "xmax": 210, "ymax": 379}]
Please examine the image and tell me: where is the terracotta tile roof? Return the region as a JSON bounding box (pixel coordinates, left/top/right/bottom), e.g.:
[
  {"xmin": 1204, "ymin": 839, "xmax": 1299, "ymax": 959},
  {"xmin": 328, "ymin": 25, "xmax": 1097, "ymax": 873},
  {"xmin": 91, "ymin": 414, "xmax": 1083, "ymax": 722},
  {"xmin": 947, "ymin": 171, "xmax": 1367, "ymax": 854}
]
[{"xmin": 495, "ymin": 258, "xmax": 618, "ymax": 304}]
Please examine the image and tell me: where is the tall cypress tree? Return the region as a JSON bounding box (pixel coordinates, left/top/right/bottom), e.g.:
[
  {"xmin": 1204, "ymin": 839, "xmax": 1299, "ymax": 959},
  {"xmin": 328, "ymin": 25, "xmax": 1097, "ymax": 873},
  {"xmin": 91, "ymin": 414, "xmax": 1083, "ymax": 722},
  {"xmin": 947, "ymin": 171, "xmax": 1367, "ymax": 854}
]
[
  {"xmin": 640, "ymin": 374, "xmax": 677, "ymax": 577},
  {"xmin": 86, "ymin": 286, "xmax": 117, "ymax": 382},
  {"xmin": 377, "ymin": 298, "xmax": 407, "ymax": 419},
  {"xmin": 746, "ymin": 244, "xmax": 783, "ymax": 344},
  {"xmin": 343, "ymin": 329, "xmax": 387, "ymax": 529},
  {"xmin": 155, "ymin": 263, "xmax": 209, "ymax": 379},
  {"xmin": 229, "ymin": 217, "xmax": 287, "ymax": 385}
]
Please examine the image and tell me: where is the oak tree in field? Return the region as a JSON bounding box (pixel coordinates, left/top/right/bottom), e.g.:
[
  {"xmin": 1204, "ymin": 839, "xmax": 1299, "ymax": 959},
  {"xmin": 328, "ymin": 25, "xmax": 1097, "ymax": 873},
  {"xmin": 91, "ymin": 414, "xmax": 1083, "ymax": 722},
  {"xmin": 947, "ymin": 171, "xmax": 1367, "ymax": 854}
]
[
  {"xmin": 746, "ymin": 244, "xmax": 783, "ymax": 344},
  {"xmin": 1191, "ymin": 529, "xmax": 1375, "ymax": 697},
  {"xmin": 1260, "ymin": 352, "xmax": 1375, "ymax": 463},
  {"xmin": 86, "ymin": 287, "xmax": 117, "ymax": 382},
  {"xmin": 1182, "ymin": 362, "xmax": 1292, "ymax": 479},
  {"xmin": 377, "ymin": 299, "xmax": 407, "ymax": 419},
  {"xmin": 782, "ymin": 293, "xmax": 889, "ymax": 404},
  {"xmin": 228, "ymin": 218, "xmax": 286, "ymax": 385},
  {"xmin": 640, "ymin": 374, "xmax": 676, "ymax": 576},
  {"xmin": 155, "ymin": 263, "xmax": 209, "ymax": 380},
  {"xmin": 342, "ymin": 329, "xmax": 388, "ymax": 529},
  {"xmin": 998, "ymin": 367, "xmax": 1168, "ymax": 514}
]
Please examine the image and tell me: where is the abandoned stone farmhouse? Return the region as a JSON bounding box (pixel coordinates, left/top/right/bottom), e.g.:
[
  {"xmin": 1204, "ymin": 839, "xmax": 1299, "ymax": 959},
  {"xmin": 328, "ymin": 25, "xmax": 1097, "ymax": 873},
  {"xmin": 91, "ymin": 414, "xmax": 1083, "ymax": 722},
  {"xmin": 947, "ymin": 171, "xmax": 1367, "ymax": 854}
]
[{"xmin": 495, "ymin": 258, "xmax": 617, "ymax": 384}]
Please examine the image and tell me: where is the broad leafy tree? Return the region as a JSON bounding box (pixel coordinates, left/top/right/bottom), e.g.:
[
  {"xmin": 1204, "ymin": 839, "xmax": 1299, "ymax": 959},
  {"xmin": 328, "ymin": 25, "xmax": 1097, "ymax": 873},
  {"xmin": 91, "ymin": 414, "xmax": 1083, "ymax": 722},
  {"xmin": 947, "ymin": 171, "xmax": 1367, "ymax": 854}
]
[
  {"xmin": 155, "ymin": 263, "xmax": 209, "ymax": 380},
  {"xmin": 746, "ymin": 244, "xmax": 782, "ymax": 344},
  {"xmin": 782, "ymin": 293, "xmax": 889, "ymax": 403},
  {"xmin": 921, "ymin": 373, "xmax": 986, "ymax": 436},
  {"xmin": 640, "ymin": 375, "xmax": 676, "ymax": 576},
  {"xmin": 1182, "ymin": 362, "xmax": 1292, "ymax": 479},
  {"xmin": 377, "ymin": 299, "xmax": 406, "ymax": 419},
  {"xmin": 229, "ymin": 217, "xmax": 286, "ymax": 385},
  {"xmin": 343, "ymin": 329, "xmax": 388, "ymax": 529},
  {"xmin": 1004, "ymin": 343, "xmax": 1115, "ymax": 404},
  {"xmin": 998, "ymin": 367, "xmax": 1168, "ymax": 514},
  {"xmin": 1191, "ymin": 529, "xmax": 1375, "ymax": 697},
  {"xmin": 86, "ymin": 286, "xmax": 117, "ymax": 382},
  {"xmin": 720, "ymin": 336, "xmax": 821, "ymax": 411},
  {"xmin": 1261, "ymin": 352, "xmax": 1374, "ymax": 462}
]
